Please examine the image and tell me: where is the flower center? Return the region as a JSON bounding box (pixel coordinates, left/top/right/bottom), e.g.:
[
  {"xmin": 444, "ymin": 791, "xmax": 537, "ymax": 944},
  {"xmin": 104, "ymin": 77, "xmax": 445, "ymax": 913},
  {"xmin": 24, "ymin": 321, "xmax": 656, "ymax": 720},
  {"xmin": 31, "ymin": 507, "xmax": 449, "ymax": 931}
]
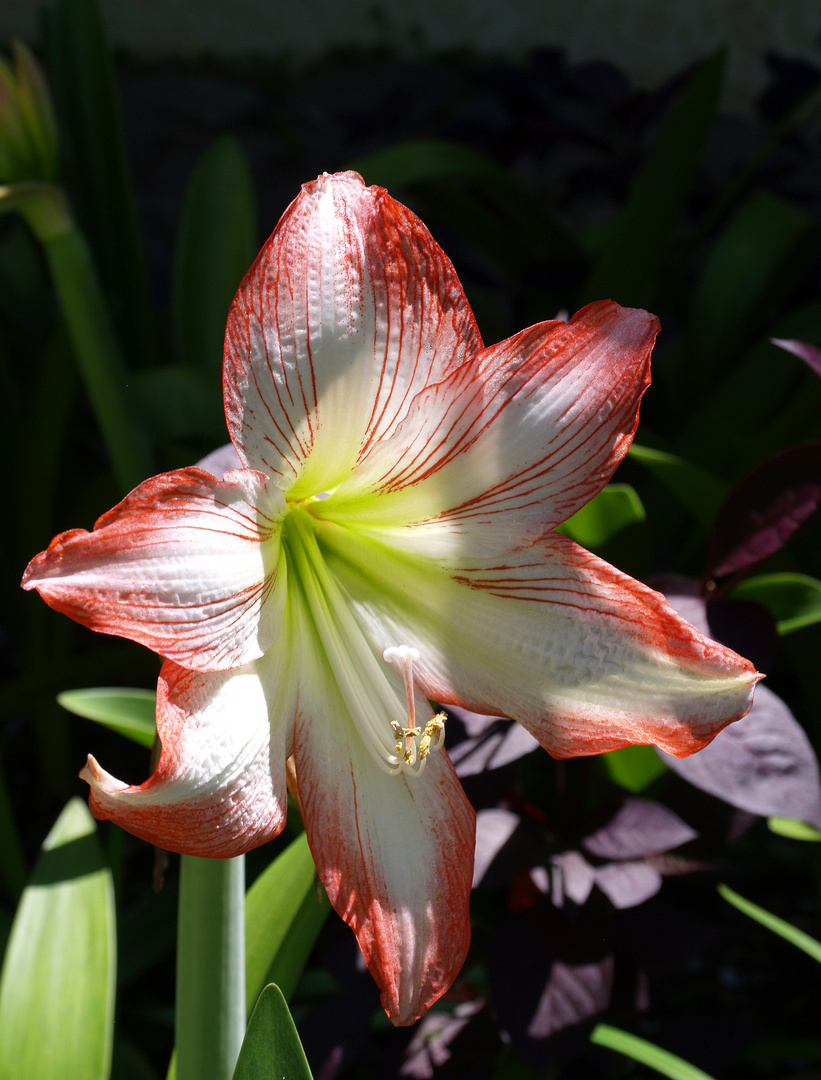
[{"xmin": 283, "ymin": 508, "xmax": 444, "ymax": 776}]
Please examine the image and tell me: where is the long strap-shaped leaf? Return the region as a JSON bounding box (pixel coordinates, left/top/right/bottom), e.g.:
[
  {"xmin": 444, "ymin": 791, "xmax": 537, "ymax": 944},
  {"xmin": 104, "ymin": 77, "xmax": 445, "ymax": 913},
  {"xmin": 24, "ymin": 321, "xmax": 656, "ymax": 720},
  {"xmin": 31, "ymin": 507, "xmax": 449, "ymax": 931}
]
[
  {"xmin": 592, "ymin": 1024, "xmax": 716, "ymax": 1080},
  {"xmin": 719, "ymin": 883, "xmax": 821, "ymax": 963},
  {"xmin": 0, "ymin": 798, "xmax": 116, "ymax": 1080}
]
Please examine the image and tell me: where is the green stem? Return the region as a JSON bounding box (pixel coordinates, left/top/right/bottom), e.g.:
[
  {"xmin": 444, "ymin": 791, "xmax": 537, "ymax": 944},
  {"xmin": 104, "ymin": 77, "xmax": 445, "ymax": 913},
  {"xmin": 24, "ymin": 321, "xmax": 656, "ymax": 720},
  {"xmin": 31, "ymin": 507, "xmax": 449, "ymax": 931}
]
[
  {"xmin": 176, "ymin": 855, "xmax": 246, "ymax": 1080},
  {"xmin": 2, "ymin": 182, "xmax": 151, "ymax": 493}
]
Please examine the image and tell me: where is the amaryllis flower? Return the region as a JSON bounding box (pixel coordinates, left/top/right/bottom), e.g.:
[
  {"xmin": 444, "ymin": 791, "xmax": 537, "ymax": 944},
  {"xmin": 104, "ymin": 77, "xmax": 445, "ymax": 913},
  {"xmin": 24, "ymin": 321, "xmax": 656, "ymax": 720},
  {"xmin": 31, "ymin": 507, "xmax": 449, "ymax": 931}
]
[{"xmin": 23, "ymin": 171, "xmax": 759, "ymax": 1025}]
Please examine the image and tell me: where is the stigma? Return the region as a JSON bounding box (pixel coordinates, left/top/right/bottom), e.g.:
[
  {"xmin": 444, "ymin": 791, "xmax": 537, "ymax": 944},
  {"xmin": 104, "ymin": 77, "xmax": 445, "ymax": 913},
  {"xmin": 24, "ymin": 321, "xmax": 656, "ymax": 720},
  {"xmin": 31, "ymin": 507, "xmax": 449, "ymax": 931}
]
[{"xmin": 383, "ymin": 645, "xmax": 446, "ymax": 772}]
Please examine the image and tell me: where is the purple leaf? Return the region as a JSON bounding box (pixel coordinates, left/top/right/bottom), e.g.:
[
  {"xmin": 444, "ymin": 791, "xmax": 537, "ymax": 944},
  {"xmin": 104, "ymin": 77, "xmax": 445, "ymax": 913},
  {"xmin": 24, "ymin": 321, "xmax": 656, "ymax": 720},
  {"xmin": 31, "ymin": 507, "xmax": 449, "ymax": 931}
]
[
  {"xmin": 525, "ymin": 955, "xmax": 613, "ymax": 1039},
  {"xmin": 195, "ymin": 442, "xmax": 242, "ymax": 475},
  {"xmin": 400, "ymin": 1001, "xmax": 488, "ymax": 1078},
  {"xmin": 771, "ymin": 336, "xmax": 821, "ymax": 378},
  {"xmin": 447, "ymin": 706, "xmax": 539, "ymax": 776},
  {"xmin": 706, "ymin": 443, "xmax": 821, "ymax": 580},
  {"xmin": 594, "ymin": 860, "xmax": 662, "ymax": 908},
  {"xmin": 660, "ymin": 683, "xmax": 821, "ymax": 828},
  {"xmin": 550, "ymin": 850, "xmax": 596, "ymax": 906},
  {"xmin": 653, "ymin": 575, "xmax": 776, "ymax": 673},
  {"xmin": 473, "ymin": 809, "xmax": 520, "ymax": 888},
  {"xmin": 487, "ymin": 905, "xmax": 613, "ymax": 1070},
  {"xmin": 582, "ymin": 797, "xmax": 697, "ymax": 859}
]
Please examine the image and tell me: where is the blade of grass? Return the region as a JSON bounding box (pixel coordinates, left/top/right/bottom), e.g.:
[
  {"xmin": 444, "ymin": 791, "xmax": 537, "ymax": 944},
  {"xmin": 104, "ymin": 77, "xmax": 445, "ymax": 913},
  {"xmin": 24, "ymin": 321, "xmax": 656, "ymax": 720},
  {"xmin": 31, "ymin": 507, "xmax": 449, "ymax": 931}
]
[
  {"xmin": 591, "ymin": 1024, "xmax": 717, "ymax": 1080},
  {"xmin": 718, "ymin": 884, "xmax": 821, "ymax": 963}
]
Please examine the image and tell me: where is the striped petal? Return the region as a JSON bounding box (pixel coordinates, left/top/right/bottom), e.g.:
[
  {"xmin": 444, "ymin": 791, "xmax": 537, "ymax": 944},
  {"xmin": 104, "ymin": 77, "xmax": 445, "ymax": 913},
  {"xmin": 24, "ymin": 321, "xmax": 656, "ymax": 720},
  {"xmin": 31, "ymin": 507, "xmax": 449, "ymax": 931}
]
[
  {"xmin": 223, "ymin": 170, "xmax": 482, "ymax": 499},
  {"xmin": 319, "ymin": 523, "xmax": 760, "ymax": 759},
  {"xmin": 81, "ymin": 651, "xmax": 296, "ymax": 857},
  {"xmin": 22, "ymin": 467, "xmax": 286, "ymax": 671},
  {"xmin": 294, "ymin": 654, "xmax": 475, "ymax": 1025},
  {"xmin": 319, "ymin": 300, "xmax": 658, "ymax": 555}
]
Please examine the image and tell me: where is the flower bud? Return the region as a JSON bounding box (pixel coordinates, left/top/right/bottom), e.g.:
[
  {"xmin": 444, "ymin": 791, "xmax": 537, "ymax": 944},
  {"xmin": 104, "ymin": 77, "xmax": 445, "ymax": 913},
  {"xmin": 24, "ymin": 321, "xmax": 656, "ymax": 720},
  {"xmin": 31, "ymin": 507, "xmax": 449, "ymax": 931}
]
[{"xmin": 0, "ymin": 42, "xmax": 59, "ymax": 184}]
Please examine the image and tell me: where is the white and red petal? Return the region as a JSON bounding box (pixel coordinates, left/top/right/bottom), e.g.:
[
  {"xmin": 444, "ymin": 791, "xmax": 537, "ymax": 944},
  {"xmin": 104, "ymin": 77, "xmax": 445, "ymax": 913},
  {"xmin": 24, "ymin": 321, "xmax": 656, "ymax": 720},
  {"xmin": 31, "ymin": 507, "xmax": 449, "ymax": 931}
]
[
  {"xmin": 81, "ymin": 650, "xmax": 297, "ymax": 858},
  {"xmin": 293, "ymin": 650, "xmax": 475, "ymax": 1026},
  {"xmin": 319, "ymin": 523, "xmax": 759, "ymax": 759},
  {"xmin": 320, "ymin": 300, "xmax": 658, "ymax": 554},
  {"xmin": 22, "ymin": 467, "xmax": 286, "ymax": 671},
  {"xmin": 223, "ymin": 170, "xmax": 482, "ymax": 499}
]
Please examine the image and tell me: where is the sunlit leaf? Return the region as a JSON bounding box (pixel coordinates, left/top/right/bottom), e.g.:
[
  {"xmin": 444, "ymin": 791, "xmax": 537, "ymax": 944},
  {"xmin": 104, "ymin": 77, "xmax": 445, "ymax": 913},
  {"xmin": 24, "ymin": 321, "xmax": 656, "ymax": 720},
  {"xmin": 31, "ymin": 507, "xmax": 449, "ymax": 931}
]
[
  {"xmin": 768, "ymin": 817, "xmax": 821, "ymax": 841},
  {"xmin": 561, "ymin": 483, "xmax": 645, "ymax": 548},
  {"xmin": 57, "ymin": 686, "xmax": 156, "ymax": 747},
  {"xmin": 591, "ymin": 1024, "xmax": 717, "ymax": 1080},
  {"xmin": 718, "ymin": 884, "xmax": 821, "ymax": 964},
  {"xmin": 661, "ymin": 683, "xmax": 821, "ymax": 829},
  {"xmin": 0, "ymin": 799, "xmax": 116, "ymax": 1080},
  {"xmin": 232, "ymin": 984, "xmax": 314, "ymax": 1080},
  {"xmin": 245, "ymin": 833, "xmax": 329, "ymax": 1012},
  {"xmin": 730, "ymin": 572, "xmax": 821, "ymax": 633},
  {"xmin": 602, "ymin": 745, "xmax": 668, "ymax": 793},
  {"xmin": 583, "ymin": 798, "xmax": 696, "ymax": 860},
  {"xmin": 594, "ymin": 861, "xmax": 662, "ymax": 909},
  {"xmin": 447, "ymin": 706, "xmax": 539, "ymax": 777},
  {"xmin": 771, "ymin": 336, "xmax": 821, "ymax": 378},
  {"xmin": 473, "ymin": 808, "xmax": 520, "ymax": 888}
]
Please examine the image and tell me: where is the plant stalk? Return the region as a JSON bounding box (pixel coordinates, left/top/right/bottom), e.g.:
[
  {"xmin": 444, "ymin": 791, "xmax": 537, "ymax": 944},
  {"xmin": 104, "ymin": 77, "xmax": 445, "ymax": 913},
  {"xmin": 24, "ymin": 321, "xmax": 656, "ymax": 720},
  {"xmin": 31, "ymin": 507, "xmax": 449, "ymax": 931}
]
[{"xmin": 175, "ymin": 855, "xmax": 246, "ymax": 1080}]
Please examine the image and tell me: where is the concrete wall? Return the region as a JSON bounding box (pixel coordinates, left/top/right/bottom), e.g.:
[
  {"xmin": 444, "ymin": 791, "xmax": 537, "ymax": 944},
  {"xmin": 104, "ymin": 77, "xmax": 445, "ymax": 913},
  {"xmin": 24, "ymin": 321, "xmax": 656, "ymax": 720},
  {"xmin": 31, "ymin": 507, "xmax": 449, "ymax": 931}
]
[{"xmin": 3, "ymin": 0, "xmax": 821, "ymax": 110}]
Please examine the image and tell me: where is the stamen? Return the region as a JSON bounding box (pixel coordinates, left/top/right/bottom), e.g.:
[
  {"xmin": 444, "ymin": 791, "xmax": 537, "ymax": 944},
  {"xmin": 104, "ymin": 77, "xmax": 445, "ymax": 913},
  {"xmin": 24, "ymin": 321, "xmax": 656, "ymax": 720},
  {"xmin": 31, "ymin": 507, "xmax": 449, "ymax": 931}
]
[{"xmin": 383, "ymin": 647, "xmax": 446, "ymax": 772}]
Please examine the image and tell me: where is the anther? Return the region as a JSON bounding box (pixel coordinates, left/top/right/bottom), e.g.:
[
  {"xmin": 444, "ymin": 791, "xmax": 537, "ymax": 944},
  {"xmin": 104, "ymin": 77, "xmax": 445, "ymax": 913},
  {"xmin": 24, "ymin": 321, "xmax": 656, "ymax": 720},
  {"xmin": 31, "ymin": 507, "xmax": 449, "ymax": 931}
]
[{"xmin": 383, "ymin": 647, "xmax": 446, "ymax": 771}]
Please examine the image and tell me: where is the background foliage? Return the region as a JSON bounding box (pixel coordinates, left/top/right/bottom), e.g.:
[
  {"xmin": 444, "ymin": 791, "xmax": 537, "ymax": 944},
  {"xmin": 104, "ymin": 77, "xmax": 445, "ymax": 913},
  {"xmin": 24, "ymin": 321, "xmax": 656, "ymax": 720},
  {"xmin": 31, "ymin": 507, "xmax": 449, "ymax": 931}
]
[{"xmin": 1, "ymin": 0, "xmax": 821, "ymax": 1076}]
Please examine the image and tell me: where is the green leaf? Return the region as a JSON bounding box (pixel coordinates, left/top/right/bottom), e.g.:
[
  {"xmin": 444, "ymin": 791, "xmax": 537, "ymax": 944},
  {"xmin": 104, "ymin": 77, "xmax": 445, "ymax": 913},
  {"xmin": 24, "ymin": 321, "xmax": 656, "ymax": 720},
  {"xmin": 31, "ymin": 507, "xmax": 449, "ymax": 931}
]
[
  {"xmin": 602, "ymin": 745, "xmax": 668, "ymax": 793},
  {"xmin": 560, "ymin": 483, "xmax": 645, "ymax": 548},
  {"xmin": 730, "ymin": 572, "xmax": 821, "ymax": 634},
  {"xmin": 768, "ymin": 817, "xmax": 821, "ymax": 842},
  {"xmin": 0, "ymin": 799, "xmax": 116, "ymax": 1080},
  {"xmin": 350, "ymin": 138, "xmax": 580, "ymax": 262},
  {"xmin": 173, "ymin": 136, "xmax": 257, "ymax": 374},
  {"xmin": 591, "ymin": 1024, "xmax": 717, "ymax": 1080},
  {"xmin": 44, "ymin": 0, "xmax": 155, "ymax": 367},
  {"xmin": 245, "ymin": 832, "xmax": 329, "ymax": 1012},
  {"xmin": 718, "ymin": 884, "xmax": 821, "ymax": 964},
  {"xmin": 628, "ymin": 443, "xmax": 728, "ymax": 528},
  {"xmin": 582, "ymin": 51, "xmax": 726, "ymax": 307},
  {"xmin": 687, "ymin": 191, "xmax": 818, "ymax": 389},
  {"xmin": 232, "ymin": 984, "xmax": 313, "ymax": 1080},
  {"xmin": 57, "ymin": 686, "xmax": 156, "ymax": 747},
  {"xmin": 134, "ymin": 366, "xmax": 223, "ymax": 441}
]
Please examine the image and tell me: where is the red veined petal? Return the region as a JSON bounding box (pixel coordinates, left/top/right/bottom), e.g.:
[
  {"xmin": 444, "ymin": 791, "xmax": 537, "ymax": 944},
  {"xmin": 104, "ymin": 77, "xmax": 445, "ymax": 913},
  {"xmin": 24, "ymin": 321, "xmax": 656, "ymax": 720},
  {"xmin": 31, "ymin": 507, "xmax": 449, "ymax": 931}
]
[
  {"xmin": 22, "ymin": 467, "xmax": 286, "ymax": 671},
  {"xmin": 294, "ymin": 655, "xmax": 475, "ymax": 1026},
  {"xmin": 320, "ymin": 301, "xmax": 658, "ymax": 555},
  {"xmin": 81, "ymin": 655, "xmax": 294, "ymax": 857},
  {"xmin": 223, "ymin": 170, "xmax": 482, "ymax": 498},
  {"xmin": 319, "ymin": 523, "xmax": 760, "ymax": 759}
]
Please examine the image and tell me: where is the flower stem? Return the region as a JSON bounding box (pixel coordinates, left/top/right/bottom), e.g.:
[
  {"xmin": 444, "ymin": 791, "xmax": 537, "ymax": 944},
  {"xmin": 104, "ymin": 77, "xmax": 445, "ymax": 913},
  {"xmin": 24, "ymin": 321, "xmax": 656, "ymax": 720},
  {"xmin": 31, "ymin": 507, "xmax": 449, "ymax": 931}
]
[
  {"xmin": 175, "ymin": 855, "xmax": 246, "ymax": 1080},
  {"xmin": 2, "ymin": 182, "xmax": 151, "ymax": 493}
]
